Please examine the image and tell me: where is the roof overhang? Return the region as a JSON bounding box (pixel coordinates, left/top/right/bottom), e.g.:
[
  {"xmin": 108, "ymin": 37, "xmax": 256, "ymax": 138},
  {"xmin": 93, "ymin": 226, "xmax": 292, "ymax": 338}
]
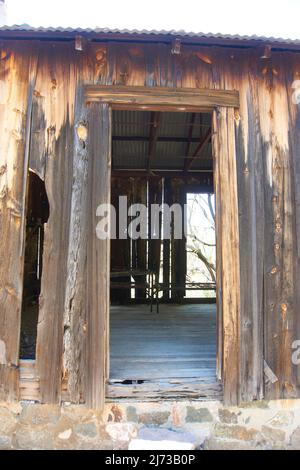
[{"xmin": 1, "ymin": 25, "xmax": 300, "ymax": 51}]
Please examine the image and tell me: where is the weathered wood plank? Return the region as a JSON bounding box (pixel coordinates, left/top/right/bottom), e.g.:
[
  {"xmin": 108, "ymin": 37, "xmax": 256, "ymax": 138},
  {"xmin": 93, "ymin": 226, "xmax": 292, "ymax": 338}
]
[
  {"xmin": 62, "ymin": 43, "xmax": 111, "ymax": 403},
  {"xmin": 212, "ymin": 107, "xmax": 240, "ymax": 405},
  {"xmin": 284, "ymin": 53, "xmax": 300, "ymax": 395},
  {"xmin": 211, "ymin": 49, "xmax": 265, "ymax": 402},
  {"xmin": 85, "ymin": 85, "xmax": 239, "ymax": 108},
  {"xmin": 28, "ymin": 91, "xmax": 46, "ymax": 179},
  {"xmin": 62, "ymin": 83, "xmax": 89, "ymax": 403},
  {"xmin": 212, "ymin": 112, "xmax": 223, "ymax": 383},
  {"xmin": 85, "ymin": 102, "xmax": 111, "ymax": 408},
  {"xmin": 106, "ymin": 381, "xmax": 222, "ymax": 400},
  {"xmin": 0, "ymin": 43, "xmax": 37, "ymax": 400},
  {"xmin": 35, "ymin": 44, "xmax": 76, "ymax": 403}
]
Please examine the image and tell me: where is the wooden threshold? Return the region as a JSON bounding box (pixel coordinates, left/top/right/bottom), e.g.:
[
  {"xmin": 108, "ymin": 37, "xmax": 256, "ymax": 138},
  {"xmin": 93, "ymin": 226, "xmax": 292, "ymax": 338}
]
[{"xmin": 106, "ymin": 377, "xmax": 222, "ymax": 401}]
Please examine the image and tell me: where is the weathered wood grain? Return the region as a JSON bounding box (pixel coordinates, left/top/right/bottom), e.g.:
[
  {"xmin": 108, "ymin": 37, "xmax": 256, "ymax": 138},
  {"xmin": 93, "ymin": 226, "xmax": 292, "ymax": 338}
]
[
  {"xmin": 212, "ymin": 107, "xmax": 241, "ymax": 405},
  {"xmin": 284, "ymin": 53, "xmax": 300, "ymax": 396},
  {"xmin": 35, "ymin": 44, "xmax": 76, "ymax": 403},
  {"xmin": 0, "ymin": 43, "xmax": 37, "ymax": 400},
  {"xmin": 109, "ymin": 304, "xmax": 216, "ymax": 381},
  {"xmin": 62, "ymin": 82, "xmax": 89, "ymax": 403},
  {"xmin": 219, "ymin": 49, "xmax": 265, "ymax": 402},
  {"xmin": 85, "ymin": 102, "xmax": 111, "ymax": 408},
  {"xmin": 85, "ymin": 85, "xmax": 239, "ymax": 108},
  {"xmin": 2, "ymin": 39, "xmax": 300, "ymax": 406}
]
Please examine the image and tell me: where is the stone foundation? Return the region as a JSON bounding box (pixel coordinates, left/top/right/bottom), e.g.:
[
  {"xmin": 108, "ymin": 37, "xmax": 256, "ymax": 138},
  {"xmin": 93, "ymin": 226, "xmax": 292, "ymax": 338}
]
[{"xmin": 1, "ymin": 400, "xmax": 300, "ymax": 450}]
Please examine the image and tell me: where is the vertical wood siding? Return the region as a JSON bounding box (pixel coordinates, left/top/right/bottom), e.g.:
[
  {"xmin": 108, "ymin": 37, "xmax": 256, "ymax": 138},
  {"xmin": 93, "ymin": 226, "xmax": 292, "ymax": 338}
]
[
  {"xmin": 0, "ymin": 43, "xmax": 37, "ymax": 400},
  {"xmin": 1, "ymin": 40, "xmax": 300, "ymax": 404}
]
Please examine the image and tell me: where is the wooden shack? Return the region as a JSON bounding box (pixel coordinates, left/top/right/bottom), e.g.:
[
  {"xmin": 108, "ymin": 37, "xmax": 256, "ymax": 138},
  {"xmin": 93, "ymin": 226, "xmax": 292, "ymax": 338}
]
[{"xmin": 0, "ymin": 25, "xmax": 300, "ymax": 409}]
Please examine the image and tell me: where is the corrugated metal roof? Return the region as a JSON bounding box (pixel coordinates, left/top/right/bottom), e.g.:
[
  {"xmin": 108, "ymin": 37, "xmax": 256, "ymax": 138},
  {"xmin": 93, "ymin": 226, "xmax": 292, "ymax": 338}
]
[
  {"xmin": 1, "ymin": 24, "xmax": 300, "ymax": 48},
  {"xmin": 112, "ymin": 109, "xmax": 212, "ymax": 171}
]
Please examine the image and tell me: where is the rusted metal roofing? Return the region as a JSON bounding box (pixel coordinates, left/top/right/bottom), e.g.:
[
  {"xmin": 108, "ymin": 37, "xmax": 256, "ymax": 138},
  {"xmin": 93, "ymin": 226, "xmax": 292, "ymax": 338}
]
[{"xmin": 1, "ymin": 24, "xmax": 300, "ymax": 49}]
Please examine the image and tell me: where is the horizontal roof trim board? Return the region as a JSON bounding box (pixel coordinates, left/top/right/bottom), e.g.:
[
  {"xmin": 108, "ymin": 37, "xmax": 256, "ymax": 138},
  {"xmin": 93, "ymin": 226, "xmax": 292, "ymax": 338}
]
[
  {"xmin": 85, "ymin": 86, "xmax": 239, "ymax": 109},
  {"xmin": 1, "ymin": 25, "xmax": 300, "ymax": 50}
]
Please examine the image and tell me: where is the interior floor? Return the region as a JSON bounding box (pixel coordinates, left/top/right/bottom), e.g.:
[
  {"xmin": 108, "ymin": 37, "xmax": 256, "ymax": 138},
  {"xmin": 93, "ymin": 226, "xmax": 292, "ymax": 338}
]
[{"xmin": 109, "ymin": 303, "xmax": 216, "ymax": 383}]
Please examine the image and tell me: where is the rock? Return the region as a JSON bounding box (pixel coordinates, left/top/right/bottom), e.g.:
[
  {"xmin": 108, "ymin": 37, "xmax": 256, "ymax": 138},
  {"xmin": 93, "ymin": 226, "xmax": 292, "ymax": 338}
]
[
  {"xmin": 0, "ymin": 407, "xmax": 17, "ymax": 434},
  {"xmin": 126, "ymin": 406, "xmax": 138, "ymax": 423},
  {"xmin": 268, "ymin": 411, "xmax": 294, "ymax": 428},
  {"xmin": 218, "ymin": 408, "xmax": 239, "ymax": 424},
  {"xmin": 14, "ymin": 426, "xmax": 54, "ymax": 450},
  {"xmin": 129, "ymin": 428, "xmax": 197, "ymax": 450},
  {"xmin": 106, "ymin": 423, "xmax": 137, "ymax": 442},
  {"xmin": 290, "ymin": 427, "xmax": 300, "ymax": 449},
  {"xmin": 204, "ymin": 437, "xmax": 257, "ymax": 450},
  {"xmin": 110, "ymin": 405, "xmax": 123, "ymax": 423},
  {"xmin": 20, "ymin": 404, "xmax": 60, "ymax": 425},
  {"xmin": 0, "ymin": 435, "xmax": 12, "ymax": 450},
  {"xmin": 75, "ymin": 439, "xmax": 113, "ymax": 450},
  {"xmin": 239, "ymin": 401, "xmax": 269, "ymax": 409},
  {"xmin": 214, "ymin": 424, "xmax": 259, "ymax": 441},
  {"xmin": 58, "ymin": 428, "xmax": 72, "ymax": 440},
  {"xmin": 61, "ymin": 405, "xmax": 98, "ymax": 422},
  {"xmin": 74, "ymin": 422, "xmax": 98, "ymax": 438},
  {"xmin": 186, "ymin": 407, "xmax": 213, "ymax": 423},
  {"xmin": 171, "ymin": 403, "xmax": 185, "ymax": 427},
  {"xmin": 261, "ymin": 425, "xmax": 285, "ymax": 444},
  {"xmin": 138, "ymin": 411, "xmax": 170, "ymax": 425}
]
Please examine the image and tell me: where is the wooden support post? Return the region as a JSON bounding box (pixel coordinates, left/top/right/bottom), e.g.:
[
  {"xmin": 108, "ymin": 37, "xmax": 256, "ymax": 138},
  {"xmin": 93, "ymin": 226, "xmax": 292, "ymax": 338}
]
[
  {"xmin": 85, "ymin": 102, "xmax": 111, "ymax": 408},
  {"xmin": 212, "ymin": 107, "xmax": 240, "ymax": 405}
]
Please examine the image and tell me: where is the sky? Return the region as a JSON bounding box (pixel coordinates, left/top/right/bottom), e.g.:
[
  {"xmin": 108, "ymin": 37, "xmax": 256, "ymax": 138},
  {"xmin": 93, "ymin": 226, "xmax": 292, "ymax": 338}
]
[{"xmin": 4, "ymin": 0, "xmax": 300, "ymax": 40}]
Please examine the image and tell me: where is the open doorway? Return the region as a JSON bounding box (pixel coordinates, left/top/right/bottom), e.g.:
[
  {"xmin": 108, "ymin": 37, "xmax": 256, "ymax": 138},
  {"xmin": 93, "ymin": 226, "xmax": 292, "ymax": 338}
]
[
  {"xmin": 19, "ymin": 171, "xmax": 49, "ymax": 359},
  {"xmin": 108, "ymin": 109, "xmax": 220, "ymax": 399}
]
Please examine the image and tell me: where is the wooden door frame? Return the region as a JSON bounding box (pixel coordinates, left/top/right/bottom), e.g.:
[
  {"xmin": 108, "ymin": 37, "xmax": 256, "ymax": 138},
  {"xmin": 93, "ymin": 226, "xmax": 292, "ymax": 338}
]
[{"xmin": 85, "ymin": 85, "xmax": 241, "ymax": 406}]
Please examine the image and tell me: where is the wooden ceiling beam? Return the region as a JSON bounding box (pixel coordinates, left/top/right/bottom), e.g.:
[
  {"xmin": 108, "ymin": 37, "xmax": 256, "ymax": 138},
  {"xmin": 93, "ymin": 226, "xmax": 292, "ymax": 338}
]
[
  {"xmin": 184, "ymin": 113, "xmax": 196, "ymax": 171},
  {"xmin": 185, "ymin": 128, "xmax": 212, "ymax": 171},
  {"xmin": 112, "ymin": 134, "xmax": 208, "ymax": 143},
  {"xmin": 147, "ymin": 111, "xmax": 161, "ymax": 171},
  {"xmin": 112, "ymin": 169, "xmax": 213, "ymax": 179}
]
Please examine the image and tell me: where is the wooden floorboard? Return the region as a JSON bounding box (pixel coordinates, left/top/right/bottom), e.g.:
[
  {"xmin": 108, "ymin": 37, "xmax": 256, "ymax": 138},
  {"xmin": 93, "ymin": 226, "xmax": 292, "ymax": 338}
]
[
  {"xmin": 20, "ymin": 304, "xmax": 221, "ymax": 402},
  {"xmin": 108, "ymin": 303, "xmax": 220, "ymax": 399}
]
